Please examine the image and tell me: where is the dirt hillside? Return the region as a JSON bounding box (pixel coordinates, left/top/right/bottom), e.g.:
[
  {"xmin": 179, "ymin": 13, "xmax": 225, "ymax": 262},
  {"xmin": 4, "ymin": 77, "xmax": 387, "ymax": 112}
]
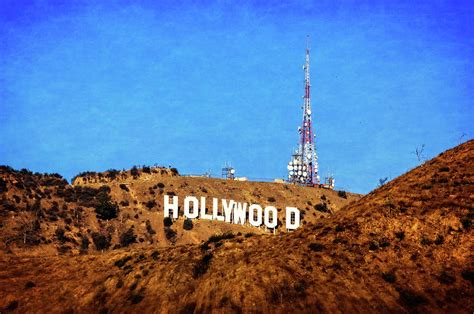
[
  {"xmin": 0, "ymin": 140, "xmax": 472, "ymax": 313},
  {"xmin": 0, "ymin": 165, "xmax": 359, "ymax": 255}
]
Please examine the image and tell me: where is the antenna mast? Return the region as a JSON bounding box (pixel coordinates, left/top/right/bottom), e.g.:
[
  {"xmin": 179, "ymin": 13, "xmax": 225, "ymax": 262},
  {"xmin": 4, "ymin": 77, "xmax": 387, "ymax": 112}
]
[{"xmin": 287, "ymin": 36, "xmax": 320, "ymax": 186}]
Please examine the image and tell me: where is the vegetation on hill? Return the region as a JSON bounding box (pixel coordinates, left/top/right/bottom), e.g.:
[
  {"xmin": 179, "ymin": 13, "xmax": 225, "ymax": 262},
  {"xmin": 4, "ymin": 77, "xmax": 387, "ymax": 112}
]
[
  {"xmin": 0, "ymin": 162, "xmax": 360, "ymax": 254},
  {"xmin": 0, "ymin": 140, "xmax": 472, "ymax": 312}
]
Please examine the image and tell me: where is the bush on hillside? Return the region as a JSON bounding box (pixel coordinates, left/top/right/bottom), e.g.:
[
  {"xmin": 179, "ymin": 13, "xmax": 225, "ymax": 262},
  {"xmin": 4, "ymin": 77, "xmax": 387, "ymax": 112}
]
[
  {"xmin": 91, "ymin": 232, "xmax": 111, "ymax": 251},
  {"xmin": 55, "ymin": 227, "xmax": 67, "ymax": 243},
  {"xmin": 131, "ymin": 166, "xmax": 139, "ymax": 178},
  {"xmin": 206, "ymin": 232, "xmax": 235, "ymax": 244},
  {"xmin": 119, "ymin": 227, "xmax": 137, "ymax": 247},
  {"xmin": 165, "ymin": 227, "xmax": 176, "ymax": 241},
  {"xmin": 145, "ymin": 200, "xmax": 156, "ymax": 209},
  {"xmin": 80, "ymin": 235, "xmax": 90, "ymax": 252},
  {"xmin": 337, "ymin": 190, "xmax": 347, "ymax": 199},
  {"xmin": 315, "ymin": 203, "xmax": 330, "ymax": 213},
  {"xmin": 183, "ymin": 218, "xmax": 194, "ymax": 230},
  {"xmin": 119, "ymin": 184, "xmax": 129, "ymax": 192},
  {"xmin": 163, "ymin": 217, "xmax": 173, "ymax": 227},
  {"xmin": 193, "ymin": 253, "xmax": 213, "ymax": 278},
  {"xmin": 95, "ymin": 196, "xmax": 118, "ymax": 220},
  {"xmin": 106, "ymin": 169, "xmax": 120, "ymax": 180}
]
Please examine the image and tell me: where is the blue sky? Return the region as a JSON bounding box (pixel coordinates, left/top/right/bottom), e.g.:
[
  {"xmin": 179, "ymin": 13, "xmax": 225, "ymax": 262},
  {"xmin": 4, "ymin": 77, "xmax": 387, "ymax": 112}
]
[{"xmin": 1, "ymin": 0, "xmax": 473, "ymax": 193}]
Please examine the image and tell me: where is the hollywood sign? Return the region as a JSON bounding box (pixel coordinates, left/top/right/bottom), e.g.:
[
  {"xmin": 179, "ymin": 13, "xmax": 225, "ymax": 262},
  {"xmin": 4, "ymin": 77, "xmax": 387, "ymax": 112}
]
[{"xmin": 164, "ymin": 195, "xmax": 301, "ymax": 230}]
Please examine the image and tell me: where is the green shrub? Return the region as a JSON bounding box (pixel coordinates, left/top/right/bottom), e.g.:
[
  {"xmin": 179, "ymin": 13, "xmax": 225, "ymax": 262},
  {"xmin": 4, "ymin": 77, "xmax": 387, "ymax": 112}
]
[
  {"xmin": 119, "ymin": 227, "xmax": 137, "ymax": 247},
  {"xmin": 183, "ymin": 218, "xmax": 194, "ymax": 230},
  {"xmin": 145, "ymin": 200, "xmax": 156, "ymax": 209},
  {"xmin": 163, "ymin": 217, "xmax": 173, "ymax": 227},
  {"xmin": 129, "ymin": 292, "xmax": 144, "ymax": 304},
  {"xmin": 80, "ymin": 235, "xmax": 90, "ymax": 251},
  {"xmin": 95, "ymin": 196, "xmax": 118, "ymax": 220},
  {"xmin": 315, "ymin": 203, "xmax": 330, "ymax": 213},
  {"xmin": 119, "ymin": 184, "xmax": 129, "ymax": 192},
  {"xmin": 146, "ymin": 220, "xmax": 156, "ymax": 235},
  {"xmin": 55, "ymin": 227, "xmax": 67, "ymax": 243},
  {"xmin": 461, "ymin": 217, "xmax": 471, "ymax": 230},
  {"xmin": 308, "ymin": 243, "xmax": 324, "ymax": 252},
  {"xmin": 382, "ymin": 272, "xmax": 397, "ymax": 283},
  {"xmin": 337, "ymin": 190, "xmax": 347, "ymax": 199},
  {"xmin": 131, "ymin": 166, "xmax": 139, "ymax": 178},
  {"xmin": 420, "ymin": 237, "xmax": 432, "ymax": 245},
  {"xmin": 151, "ymin": 251, "xmax": 159, "ymax": 260},
  {"xmin": 334, "ymin": 224, "xmax": 345, "ymax": 232},
  {"xmin": 200, "ymin": 242, "xmax": 211, "ymax": 251},
  {"xmin": 434, "ymin": 235, "xmax": 444, "ymax": 245},
  {"xmin": 25, "ymin": 281, "xmax": 36, "ymax": 289},
  {"xmin": 114, "ymin": 255, "xmax": 132, "ymax": 268},
  {"xmin": 165, "ymin": 227, "xmax": 176, "ymax": 241},
  {"xmin": 193, "ymin": 253, "xmax": 213, "ymax": 278},
  {"xmin": 106, "ymin": 169, "xmax": 120, "ymax": 179},
  {"xmin": 206, "ymin": 232, "xmax": 235, "ymax": 244},
  {"xmin": 395, "ymin": 231, "xmax": 405, "ymax": 240},
  {"xmin": 91, "ymin": 232, "xmax": 111, "ymax": 250},
  {"xmin": 369, "ymin": 242, "xmax": 378, "ymax": 250}
]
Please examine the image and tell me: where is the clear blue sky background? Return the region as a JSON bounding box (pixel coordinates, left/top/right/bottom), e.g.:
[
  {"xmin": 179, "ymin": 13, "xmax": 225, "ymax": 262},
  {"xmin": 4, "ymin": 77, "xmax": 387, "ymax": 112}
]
[{"xmin": 1, "ymin": 0, "xmax": 473, "ymax": 193}]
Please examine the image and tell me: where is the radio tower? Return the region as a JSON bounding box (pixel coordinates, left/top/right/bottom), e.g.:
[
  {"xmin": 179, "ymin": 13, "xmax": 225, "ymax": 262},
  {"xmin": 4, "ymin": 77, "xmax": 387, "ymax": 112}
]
[{"xmin": 287, "ymin": 37, "xmax": 320, "ymax": 186}]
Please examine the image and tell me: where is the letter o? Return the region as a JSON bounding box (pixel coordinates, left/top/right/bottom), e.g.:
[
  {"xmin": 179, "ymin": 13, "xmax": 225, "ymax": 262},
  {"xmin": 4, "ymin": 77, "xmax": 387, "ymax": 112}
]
[
  {"xmin": 249, "ymin": 204, "xmax": 263, "ymax": 227},
  {"xmin": 264, "ymin": 206, "xmax": 278, "ymax": 229}
]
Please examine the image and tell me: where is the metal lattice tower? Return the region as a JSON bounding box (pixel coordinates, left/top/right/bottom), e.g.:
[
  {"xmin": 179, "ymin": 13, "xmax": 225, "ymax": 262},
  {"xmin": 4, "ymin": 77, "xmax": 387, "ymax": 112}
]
[
  {"xmin": 287, "ymin": 38, "xmax": 320, "ymax": 186},
  {"xmin": 222, "ymin": 163, "xmax": 235, "ymax": 180}
]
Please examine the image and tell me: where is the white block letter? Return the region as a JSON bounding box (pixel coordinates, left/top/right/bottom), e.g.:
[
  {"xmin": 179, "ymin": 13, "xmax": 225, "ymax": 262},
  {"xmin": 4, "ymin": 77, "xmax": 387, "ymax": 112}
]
[
  {"xmin": 213, "ymin": 198, "xmax": 224, "ymax": 221},
  {"xmin": 164, "ymin": 195, "xmax": 179, "ymax": 219},
  {"xmin": 233, "ymin": 202, "xmax": 247, "ymax": 225},
  {"xmin": 222, "ymin": 199, "xmax": 235, "ymax": 223},
  {"xmin": 248, "ymin": 204, "xmax": 263, "ymax": 227},
  {"xmin": 184, "ymin": 196, "xmax": 199, "ymax": 219},
  {"xmin": 200, "ymin": 196, "xmax": 213, "ymax": 220},
  {"xmin": 264, "ymin": 206, "xmax": 278, "ymax": 229},
  {"xmin": 286, "ymin": 207, "xmax": 300, "ymax": 230}
]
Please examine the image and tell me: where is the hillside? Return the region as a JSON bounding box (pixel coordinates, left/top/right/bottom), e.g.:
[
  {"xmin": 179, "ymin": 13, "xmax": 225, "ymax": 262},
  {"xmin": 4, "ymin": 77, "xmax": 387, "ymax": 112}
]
[
  {"xmin": 0, "ymin": 165, "xmax": 360, "ymax": 255},
  {"xmin": 0, "ymin": 140, "xmax": 472, "ymax": 313}
]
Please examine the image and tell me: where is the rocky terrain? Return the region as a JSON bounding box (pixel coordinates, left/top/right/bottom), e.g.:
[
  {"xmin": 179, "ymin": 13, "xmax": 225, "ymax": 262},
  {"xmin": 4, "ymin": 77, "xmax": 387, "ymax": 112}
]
[{"xmin": 0, "ymin": 140, "xmax": 472, "ymax": 313}]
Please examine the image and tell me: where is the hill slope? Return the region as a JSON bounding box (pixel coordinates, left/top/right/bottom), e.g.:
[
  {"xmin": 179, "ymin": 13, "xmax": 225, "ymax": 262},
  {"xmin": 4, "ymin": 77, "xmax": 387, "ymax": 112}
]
[
  {"xmin": 0, "ymin": 141, "xmax": 473, "ymax": 313},
  {"xmin": 0, "ymin": 165, "xmax": 359, "ymax": 255}
]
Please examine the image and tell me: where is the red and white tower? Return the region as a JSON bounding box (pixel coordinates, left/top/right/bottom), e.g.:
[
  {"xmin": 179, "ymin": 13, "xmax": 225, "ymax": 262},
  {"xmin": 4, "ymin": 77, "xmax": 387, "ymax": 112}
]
[{"xmin": 287, "ymin": 38, "xmax": 320, "ymax": 185}]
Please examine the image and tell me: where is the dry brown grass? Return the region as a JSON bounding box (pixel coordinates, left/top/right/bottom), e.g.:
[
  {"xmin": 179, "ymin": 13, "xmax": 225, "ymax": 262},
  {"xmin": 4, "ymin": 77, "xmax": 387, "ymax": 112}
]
[{"xmin": 0, "ymin": 140, "xmax": 473, "ymax": 312}]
